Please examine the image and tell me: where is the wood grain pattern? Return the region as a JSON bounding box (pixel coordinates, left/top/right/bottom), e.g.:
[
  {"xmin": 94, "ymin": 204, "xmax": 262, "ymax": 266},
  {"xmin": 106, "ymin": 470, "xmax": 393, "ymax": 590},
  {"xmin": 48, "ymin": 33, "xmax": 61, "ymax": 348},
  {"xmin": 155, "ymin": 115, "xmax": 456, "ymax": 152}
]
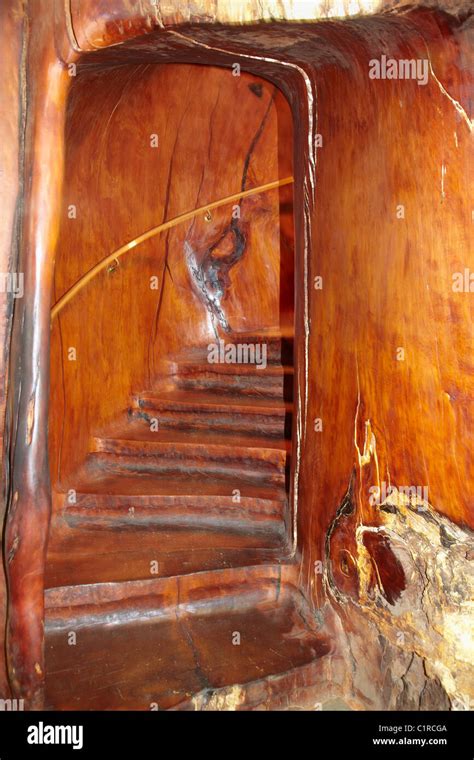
[
  {"xmin": 83, "ymin": 6, "xmax": 473, "ymax": 586},
  {"xmin": 45, "ymin": 580, "xmax": 336, "ymax": 711},
  {"xmin": 46, "ymin": 331, "xmax": 294, "ymax": 587},
  {"xmin": 0, "ymin": 0, "xmax": 26, "ymax": 701},
  {"xmin": 2, "ymin": 0, "xmax": 472, "ymax": 710},
  {"xmin": 3, "ymin": 0, "xmax": 71, "ymax": 708},
  {"xmin": 67, "ymin": 0, "xmax": 471, "ymax": 51},
  {"xmin": 49, "ymin": 63, "xmax": 293, "ymax": 488}
]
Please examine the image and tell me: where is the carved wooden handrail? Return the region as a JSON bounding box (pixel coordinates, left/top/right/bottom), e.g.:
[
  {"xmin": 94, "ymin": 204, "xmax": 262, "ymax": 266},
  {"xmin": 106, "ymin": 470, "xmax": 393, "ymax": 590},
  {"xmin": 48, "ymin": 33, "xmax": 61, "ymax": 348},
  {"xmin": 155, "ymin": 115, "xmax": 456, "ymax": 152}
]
[{"xmin": 51, "ymin": 176, "xmax": 294, "ymax": 321}]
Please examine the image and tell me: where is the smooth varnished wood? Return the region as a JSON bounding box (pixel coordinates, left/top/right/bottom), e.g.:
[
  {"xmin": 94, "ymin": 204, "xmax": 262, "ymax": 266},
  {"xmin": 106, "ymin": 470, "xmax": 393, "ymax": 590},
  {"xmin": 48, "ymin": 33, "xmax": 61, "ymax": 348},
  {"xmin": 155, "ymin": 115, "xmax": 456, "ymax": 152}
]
[
  {"xmin": 1, "ymin": 0, "xmax": 472, "ymax": 711},
  {"xmin": 46, "ymin": 331, "xmax": 293, "ymax": 586},
  {"xmin": 0, "ymin": 0, "xmax": 26, "ymax": 700},
  {"xmin": 49, "ymin": 63, "xmax": 293, "ymax": 486},
  {"xmin": 45, "ymin": 581, "xmax": 335, "ymax": 711},
  {"xmin": 3, "ymin": 0, "xmax": 71, "ymax": 707}
]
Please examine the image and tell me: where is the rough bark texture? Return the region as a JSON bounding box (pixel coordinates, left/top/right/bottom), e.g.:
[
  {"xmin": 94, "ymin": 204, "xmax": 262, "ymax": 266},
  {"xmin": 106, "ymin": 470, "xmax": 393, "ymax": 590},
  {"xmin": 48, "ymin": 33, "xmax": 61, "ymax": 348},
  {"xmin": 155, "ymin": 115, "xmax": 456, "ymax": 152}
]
[
  {"xmin": 326, "ymin": 483, "xmax": 473, "ymax": 710},
  {"xmin": 67, "ymin": 0, "xmax": 474, "ymax": 52}
]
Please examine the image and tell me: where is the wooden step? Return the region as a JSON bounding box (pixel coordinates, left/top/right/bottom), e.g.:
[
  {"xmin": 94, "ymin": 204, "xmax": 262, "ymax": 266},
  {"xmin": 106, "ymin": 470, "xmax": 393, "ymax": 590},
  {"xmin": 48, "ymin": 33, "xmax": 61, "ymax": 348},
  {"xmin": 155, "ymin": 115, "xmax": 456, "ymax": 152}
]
[
  {"xmin": 45, "ymin": 565, "xmax": 297, "ymax": 627},
  {"xmin": 89, "ymin": 426, "xmax": 289, "ymax": 484},
  {"xmin": 131, "ymin": 390, "xmax": 292, "ymax": 438},
  {"xmin": 172, "ymin": 328, "xmax": 294, "ymax": 367},
  {"xmin": 227, "ymin": 330, "xmax": 294, "ymax": 365},
  {"xmin": 59, "ymin": 469, "xmax": 287, "ymax": 530},
  {"xmin": 45, "ymin": 508, "xmax": 290, "ymax": 587},
  {"xmin": 171, "ymin": 361, "xmax": 294, "ymax": 400},
  {"xmin": 44, "ymin": 573, "xmax": 335, "ymax": 710}
]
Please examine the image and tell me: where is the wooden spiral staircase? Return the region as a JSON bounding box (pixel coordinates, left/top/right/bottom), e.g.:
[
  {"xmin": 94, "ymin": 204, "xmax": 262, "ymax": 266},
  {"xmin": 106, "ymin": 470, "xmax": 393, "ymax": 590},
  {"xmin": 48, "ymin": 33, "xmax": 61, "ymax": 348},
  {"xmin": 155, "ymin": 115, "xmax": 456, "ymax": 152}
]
[
  {"xmin": 3, "ymin": 2, "xmax": 471, "ymax": 719},
  {"xmin": 44, "ymin": 328, "xmax": 336, "ymax": 710}
]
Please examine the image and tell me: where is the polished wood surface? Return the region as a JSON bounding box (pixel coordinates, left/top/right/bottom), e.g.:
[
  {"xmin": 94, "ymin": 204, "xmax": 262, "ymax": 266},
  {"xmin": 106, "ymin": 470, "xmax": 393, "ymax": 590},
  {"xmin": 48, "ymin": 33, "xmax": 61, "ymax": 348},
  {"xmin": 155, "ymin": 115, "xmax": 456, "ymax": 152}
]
[
  {"xmin": 66, "ymin": 0, "xmax": 471, "ymax": 51},
  {"xmin": 45, "ymin": 581, "xmax": 335, "ymax": 710},
  {"xmin": 67, "ymin": 0, "xmax": 384, "ymax": 50},
  {"xmin": 1, "ymin": 0, "xmax": 472, "ymax": 710},
  {"xmin": 0, "ymin": 0, "xmax": 26, "ymax": 700},
  {"xmin": 50, "ymin": 177, "xmax": 293, "ymax": 321},
  {"xmin": 3, "ymin": 0, "xmax": 71, "ymax": 707},
  {"xmin": 49, "ymin": 63, "xmax": 293, "ymax": 487},
  {"xmin": 46, "ymin": 331, "xmax": 293, "ymax": 587}
]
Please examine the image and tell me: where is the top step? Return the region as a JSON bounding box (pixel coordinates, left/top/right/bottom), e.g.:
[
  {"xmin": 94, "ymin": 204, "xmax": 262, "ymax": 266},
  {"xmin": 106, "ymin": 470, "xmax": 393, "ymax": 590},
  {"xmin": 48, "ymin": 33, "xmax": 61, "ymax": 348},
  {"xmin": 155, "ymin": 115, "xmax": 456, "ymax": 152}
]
[
  {"xmin": 175, "ymin": 329, "xmax": 294, "ymax": 367},
  {"xmin": 169, "ymin": 361, "xmax": 294, "ymax": 400}
]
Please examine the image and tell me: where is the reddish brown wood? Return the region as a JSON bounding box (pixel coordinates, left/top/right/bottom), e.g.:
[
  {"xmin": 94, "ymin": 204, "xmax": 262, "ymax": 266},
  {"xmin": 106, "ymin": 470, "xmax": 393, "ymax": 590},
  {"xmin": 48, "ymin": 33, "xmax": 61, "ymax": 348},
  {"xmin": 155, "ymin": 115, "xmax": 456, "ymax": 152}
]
[
  {"xmin": 46, "ymin": 332, "xmax": 294, "ymax": 589},
  {"xmin": 2, "ymin": 1, "xmax": 72, "ymax": 708},
  {"xmin": 49, "ymin": 64, "xmax": 293, "ymax": 486},
  {"xmin": 0, "ymin": 0, "xmax": 26, "ymax": 701},
  {"xmin": 1, "ymin": 0, "xmax": 472, "ymax": 712},
  {"xmin": 45, "ymin": 580, "xmax": 336, "ymax": 711}
]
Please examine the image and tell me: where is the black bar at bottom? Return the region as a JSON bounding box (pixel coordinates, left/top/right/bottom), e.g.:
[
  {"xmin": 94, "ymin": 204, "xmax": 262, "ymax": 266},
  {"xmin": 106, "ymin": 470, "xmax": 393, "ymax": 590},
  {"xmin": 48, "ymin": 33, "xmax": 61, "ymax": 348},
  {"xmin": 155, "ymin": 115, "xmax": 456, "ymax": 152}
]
[{"xmin": 0, "ymin": 709, "xmax": 471, "ymax": 757}]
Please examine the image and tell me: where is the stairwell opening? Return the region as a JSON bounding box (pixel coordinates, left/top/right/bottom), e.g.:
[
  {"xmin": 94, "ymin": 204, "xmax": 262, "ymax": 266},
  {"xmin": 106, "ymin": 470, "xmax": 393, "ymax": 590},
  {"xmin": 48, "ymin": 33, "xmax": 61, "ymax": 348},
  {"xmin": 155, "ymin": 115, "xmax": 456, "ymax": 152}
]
[
  {"xmin": 46, "ymin": 62, "xmax": 297, "ymax": 591},
  {"xmin": 5, "ymin": 5, "xmax": 470, "ymax": 713}
]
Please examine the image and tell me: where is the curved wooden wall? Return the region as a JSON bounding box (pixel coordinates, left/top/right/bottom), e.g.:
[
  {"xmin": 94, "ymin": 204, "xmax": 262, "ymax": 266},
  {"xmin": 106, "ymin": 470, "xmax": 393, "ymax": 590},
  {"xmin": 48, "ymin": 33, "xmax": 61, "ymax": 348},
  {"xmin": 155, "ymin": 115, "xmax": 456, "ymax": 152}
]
[
  {"xmin": 66, "ymin": 0, "xmax": 471, "ymax": 50},
  {"xmin": 1, "ymin": 0, "xmax": 472, "ymax": 707},
  {"xmin": 3, "ymin": 0, "xmax": 70, "ymax": 707},
  {"xmin": 81, "ymin": 7, "xmax": 473, "ymax": 597},
  {"xmin": 49, "ymin": 63, "xmax": 293, "ymax": 487},
  {"xmin": 0, "ymin": 0, "xmax": 27, "ymax": 701}
]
